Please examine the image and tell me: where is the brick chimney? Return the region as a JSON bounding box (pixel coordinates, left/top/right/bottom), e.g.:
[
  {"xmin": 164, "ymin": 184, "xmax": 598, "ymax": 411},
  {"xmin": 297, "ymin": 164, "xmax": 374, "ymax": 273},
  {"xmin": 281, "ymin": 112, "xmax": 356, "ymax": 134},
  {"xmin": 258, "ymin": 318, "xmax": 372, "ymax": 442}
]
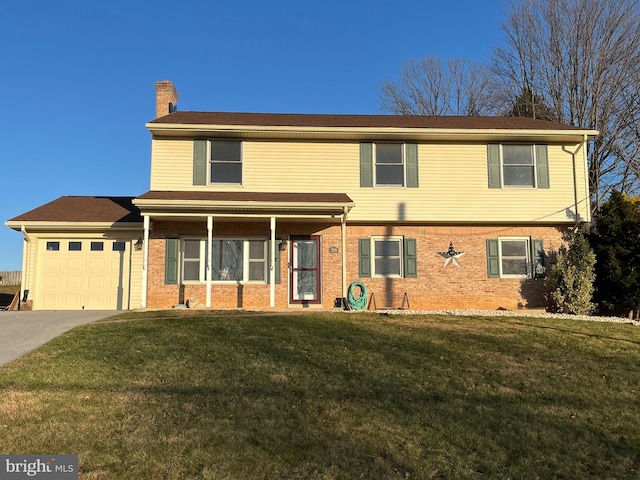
[{"xmin": 155, "ymin": 80, "xmax": 178, "ymax": 118}]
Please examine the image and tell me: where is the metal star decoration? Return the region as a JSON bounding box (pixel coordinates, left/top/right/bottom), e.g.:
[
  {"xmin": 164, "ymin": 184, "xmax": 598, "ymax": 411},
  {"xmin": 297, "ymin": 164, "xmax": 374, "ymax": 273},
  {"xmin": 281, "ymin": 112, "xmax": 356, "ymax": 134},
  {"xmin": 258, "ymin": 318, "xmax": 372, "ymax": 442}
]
[{"xmin": 438, "ymin": 242, "xmax": 465, "ymax": 269}]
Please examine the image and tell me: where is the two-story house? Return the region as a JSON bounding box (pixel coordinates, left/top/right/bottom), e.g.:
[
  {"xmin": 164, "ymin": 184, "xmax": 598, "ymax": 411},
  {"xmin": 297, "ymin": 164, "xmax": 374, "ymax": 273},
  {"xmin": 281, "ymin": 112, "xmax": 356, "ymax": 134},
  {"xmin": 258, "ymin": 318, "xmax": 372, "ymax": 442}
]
[{"xmin": 6, "ymin": 81, "xmax": 597, "ymax": 311}]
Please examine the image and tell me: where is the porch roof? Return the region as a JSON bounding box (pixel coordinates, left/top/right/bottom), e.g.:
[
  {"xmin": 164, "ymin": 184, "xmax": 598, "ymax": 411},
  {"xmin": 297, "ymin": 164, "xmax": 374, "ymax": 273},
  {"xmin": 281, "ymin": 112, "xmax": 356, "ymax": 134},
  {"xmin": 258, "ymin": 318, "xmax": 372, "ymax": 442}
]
[{"xmin": 133, "ymin": 191, "xmax": 354, "ymax": 219}]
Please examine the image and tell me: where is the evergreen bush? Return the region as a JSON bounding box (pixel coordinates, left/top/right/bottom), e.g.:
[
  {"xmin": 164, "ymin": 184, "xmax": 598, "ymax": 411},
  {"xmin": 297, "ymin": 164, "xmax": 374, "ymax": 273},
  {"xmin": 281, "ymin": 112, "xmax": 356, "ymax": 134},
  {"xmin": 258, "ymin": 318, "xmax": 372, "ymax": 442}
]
[{"xmin": 545, "ymin": 231, "xmax": 595, "ymax": 315}]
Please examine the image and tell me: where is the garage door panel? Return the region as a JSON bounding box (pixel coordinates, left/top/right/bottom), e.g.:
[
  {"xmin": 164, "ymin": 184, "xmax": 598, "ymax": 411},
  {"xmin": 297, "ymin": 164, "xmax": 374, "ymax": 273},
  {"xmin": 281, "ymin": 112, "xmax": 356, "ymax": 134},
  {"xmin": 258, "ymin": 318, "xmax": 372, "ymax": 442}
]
[
  {"xmin": 66, "ymin": 258, "xmax": 83, "ymax": 271},
  {"xmin": 65, "ymin": 276, "xmax": 82, "ymax": 288},
  {"xmin": 44, "ymin": 258, "xmax": 61, "ymax": 271},
  {"xmin": 41, "ymin": 294, "xmax": 59, "ymax": 309},
  {"xmin": 89, "ymin": 258, "xmax": 105, "ymax": 270},
  {"xmin": 109, "ymin": 258, "xmax": 125, "ymax": 269},
  {"xmin": 43, "ymin": 276, "xmax": 59, "ymax": 288},
  {"xmin": 63, "ymin": 295, "xmax": 82, "ymax": 308}
]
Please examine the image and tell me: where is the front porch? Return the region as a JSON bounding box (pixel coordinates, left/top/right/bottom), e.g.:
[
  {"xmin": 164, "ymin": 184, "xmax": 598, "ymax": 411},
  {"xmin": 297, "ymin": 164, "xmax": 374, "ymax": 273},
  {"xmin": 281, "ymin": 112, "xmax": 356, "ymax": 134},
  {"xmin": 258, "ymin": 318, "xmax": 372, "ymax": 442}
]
[{"xmin": 133, "ymin": 191, "xmax": 354, "ymax": 310}]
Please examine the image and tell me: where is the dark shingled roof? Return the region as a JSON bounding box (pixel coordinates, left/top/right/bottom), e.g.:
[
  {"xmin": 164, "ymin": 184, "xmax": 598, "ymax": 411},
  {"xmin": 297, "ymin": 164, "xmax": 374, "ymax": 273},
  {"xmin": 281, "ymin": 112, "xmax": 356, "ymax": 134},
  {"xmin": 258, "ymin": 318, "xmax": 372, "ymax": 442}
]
[
  {"xmin": 8, "ymin": 196, "xmax": 142, "ymax": 223},
  {"xmin": 150, "ymin": 111, "xmax": 587, "ymax": 131},
  {"xmin": 135, "ymin": 191, "xmax": 353, "ymax": 204}
]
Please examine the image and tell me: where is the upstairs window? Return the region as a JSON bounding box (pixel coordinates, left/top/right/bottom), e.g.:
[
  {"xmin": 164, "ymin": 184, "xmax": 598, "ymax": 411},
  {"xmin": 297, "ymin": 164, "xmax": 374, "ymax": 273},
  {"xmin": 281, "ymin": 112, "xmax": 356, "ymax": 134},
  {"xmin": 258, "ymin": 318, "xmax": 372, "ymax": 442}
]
[
  {"xmin": 488, "ymin": 144, "xmax": 549, "ymax": 189},
  {"xmin": 210, "ymin": 140, "xmax": 242, "ymax": 184},
  {"xmin": 193, "ymin": 139, "xmax": 243, "ymax": 186},
  {"xmin": 502, "ymin": 145, "xmax": 535, "ymax": 186},
  {"xmin": 375, "ymin": 143, "xmax": 405, "ymax": 186},
  {"xmin": 360, "ymin": 143, "xmax": 419, "ymax": 188}
]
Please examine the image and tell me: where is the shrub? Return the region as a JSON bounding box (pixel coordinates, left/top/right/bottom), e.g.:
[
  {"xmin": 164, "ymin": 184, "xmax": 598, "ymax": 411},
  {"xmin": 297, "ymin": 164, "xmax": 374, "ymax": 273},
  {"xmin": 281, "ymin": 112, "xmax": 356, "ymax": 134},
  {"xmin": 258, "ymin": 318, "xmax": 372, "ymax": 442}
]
[
  {"xmin": 589, "ymin": 191, "xmax": 640, "ymax": 317},
  {"xmin": 545, "ymin": 231, "xmax": 595, "ymax": 315}
]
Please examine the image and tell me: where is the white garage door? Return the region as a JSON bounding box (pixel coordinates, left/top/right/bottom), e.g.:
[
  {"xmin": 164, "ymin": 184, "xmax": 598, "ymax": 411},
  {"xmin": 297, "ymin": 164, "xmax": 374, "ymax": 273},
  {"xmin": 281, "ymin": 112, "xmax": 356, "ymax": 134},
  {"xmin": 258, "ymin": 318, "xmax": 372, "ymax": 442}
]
[{"xmin": 37, "ymin": 239, "xmax": 131, "ymax": 310}]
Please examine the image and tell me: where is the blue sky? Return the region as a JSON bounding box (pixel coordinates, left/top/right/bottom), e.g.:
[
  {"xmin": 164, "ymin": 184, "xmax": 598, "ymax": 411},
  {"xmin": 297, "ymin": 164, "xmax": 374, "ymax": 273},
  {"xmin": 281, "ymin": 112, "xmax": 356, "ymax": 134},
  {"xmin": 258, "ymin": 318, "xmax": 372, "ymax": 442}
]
[{"xmin": 0, "ymin": 0, "xmax": 505, "ymax": 271}]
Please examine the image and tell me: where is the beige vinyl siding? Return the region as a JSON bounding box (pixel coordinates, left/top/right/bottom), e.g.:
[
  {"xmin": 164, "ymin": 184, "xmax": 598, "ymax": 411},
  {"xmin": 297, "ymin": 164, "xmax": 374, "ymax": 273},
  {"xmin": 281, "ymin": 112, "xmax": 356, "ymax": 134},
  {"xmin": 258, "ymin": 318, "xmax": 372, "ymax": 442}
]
[
  {"xmin": 349, "ymin": 143, "xmax": 584, "ymax": 222},
  {"xmin": 150, "ymin": 138, "xmax": 195, "ymax": 191},
  {"xmin": 23, "ymin": 237, "xmax": 37, "ymax": 300},
  {"xmin": 243, "ymin": 141, "xmax": 358, "ymax": 192},
  {"xmin": 149, "ymin": 138, "xmax": 587, "ymax": 223}
]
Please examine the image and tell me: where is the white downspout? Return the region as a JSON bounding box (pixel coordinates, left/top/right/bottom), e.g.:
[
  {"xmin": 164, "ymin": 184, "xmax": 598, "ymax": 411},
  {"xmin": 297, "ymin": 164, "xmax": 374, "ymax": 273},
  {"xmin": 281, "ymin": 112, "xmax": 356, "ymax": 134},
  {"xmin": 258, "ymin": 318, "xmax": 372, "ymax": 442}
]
[
  {"xmin": 583, "ymin": 134, "xmax": 591, "ymax": 223},
  {"xmin": 20, "ymin": 226, "xmax": 30, "ymax": 307},
  {"xmin": 206, "ymin": 216, "xmax": 213, "ymax": 308},
  {"xmin": 141, "ymin": 215, "xmax": 150, "ymax": 308},
  {"xmin": 270, "ymin": 216, "xmax": 276, "ymax": 308}
]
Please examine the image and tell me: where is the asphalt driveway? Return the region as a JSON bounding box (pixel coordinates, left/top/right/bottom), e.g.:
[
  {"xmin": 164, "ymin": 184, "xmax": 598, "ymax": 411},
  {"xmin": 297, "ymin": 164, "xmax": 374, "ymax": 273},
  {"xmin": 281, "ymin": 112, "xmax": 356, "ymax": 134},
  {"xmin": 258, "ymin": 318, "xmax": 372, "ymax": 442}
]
[{"xmin": 0, "ymin": 310, "xmax": 117, "ymax": 366}]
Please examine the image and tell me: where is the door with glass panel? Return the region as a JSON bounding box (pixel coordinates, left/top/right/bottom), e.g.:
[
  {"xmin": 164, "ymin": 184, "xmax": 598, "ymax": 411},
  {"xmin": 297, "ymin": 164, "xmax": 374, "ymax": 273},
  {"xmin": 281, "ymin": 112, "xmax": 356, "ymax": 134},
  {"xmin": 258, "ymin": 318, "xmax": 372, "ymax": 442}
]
[{"xmin": 289, "ymin": 236, "xmax": 321, "ymax": 304}]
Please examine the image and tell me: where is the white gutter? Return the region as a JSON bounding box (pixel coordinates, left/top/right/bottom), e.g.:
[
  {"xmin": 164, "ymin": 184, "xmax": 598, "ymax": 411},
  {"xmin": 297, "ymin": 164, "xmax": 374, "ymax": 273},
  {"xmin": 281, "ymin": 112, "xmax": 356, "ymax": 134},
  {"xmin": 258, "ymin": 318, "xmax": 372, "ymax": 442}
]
[
  {"xmin": 583, "ymin": 134, "xmax": 591, "ymax": 223},
  {"xmin": 146, "ymin": 122, "xmax": 599, "ymax": 138},
  {"xmin": 5, "ymin": 221, "xmax": 143, "ymax": 231}
]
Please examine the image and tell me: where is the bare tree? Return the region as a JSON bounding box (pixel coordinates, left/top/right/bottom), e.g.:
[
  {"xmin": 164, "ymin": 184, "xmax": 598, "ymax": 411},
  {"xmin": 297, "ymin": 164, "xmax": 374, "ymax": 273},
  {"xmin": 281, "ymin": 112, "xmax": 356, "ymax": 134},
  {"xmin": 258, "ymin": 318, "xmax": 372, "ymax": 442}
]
[
  {"xmin": 492, "ymin": 0, "xmax": 640, "ymax": 211},
  {"xmin": 379, "ymin": 57, "xmax": 501, "ymax": 116}
]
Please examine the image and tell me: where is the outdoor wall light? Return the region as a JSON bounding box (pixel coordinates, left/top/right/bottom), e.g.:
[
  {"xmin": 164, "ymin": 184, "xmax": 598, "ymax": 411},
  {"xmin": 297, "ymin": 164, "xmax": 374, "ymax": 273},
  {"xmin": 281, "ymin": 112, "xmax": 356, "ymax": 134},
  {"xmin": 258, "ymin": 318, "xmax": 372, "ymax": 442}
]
[
  {"xmin": 134, "ymin": 237, "xmax": 143, "ymax": 251},
  {"xmin": 278, "ymin": 240, "xmax": 287, "ymax": 252}
]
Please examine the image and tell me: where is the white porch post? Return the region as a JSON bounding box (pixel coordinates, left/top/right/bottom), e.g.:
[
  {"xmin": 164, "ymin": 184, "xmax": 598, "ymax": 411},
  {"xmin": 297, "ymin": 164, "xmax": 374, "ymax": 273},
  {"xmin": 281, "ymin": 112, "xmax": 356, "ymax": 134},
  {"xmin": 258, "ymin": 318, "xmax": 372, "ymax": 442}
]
[
  {"xmin": 270, "ymin": 216, "xmax": 276, "ymax": 308},
  {"xmin": 341, "ymin": 207, "xmax": 348, "ymax": 299},
  {"xmin": 141, "ymin": 215, "xmax": 150, "ymax": 308},
  {"xmin": 206, "ymin": 216, "xmax": 213, "ymax": 308}
]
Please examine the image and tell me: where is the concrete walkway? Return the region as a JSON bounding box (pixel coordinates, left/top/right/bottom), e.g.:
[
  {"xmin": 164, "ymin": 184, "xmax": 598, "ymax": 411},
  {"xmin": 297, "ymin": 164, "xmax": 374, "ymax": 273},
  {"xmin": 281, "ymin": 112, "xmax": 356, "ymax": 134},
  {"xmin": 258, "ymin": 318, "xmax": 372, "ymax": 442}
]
[{"xmin": 0, "ymin": 310, "xmax": 117, "ymax": 366}]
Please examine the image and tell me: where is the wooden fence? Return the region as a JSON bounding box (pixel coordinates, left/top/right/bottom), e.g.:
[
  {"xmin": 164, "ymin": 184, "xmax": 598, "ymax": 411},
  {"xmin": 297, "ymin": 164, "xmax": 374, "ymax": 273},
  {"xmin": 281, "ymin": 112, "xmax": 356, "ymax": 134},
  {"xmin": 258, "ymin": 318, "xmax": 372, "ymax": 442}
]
[{"xmin": 0, "ymin": 271, "xmax": 21, "ymax": 285}]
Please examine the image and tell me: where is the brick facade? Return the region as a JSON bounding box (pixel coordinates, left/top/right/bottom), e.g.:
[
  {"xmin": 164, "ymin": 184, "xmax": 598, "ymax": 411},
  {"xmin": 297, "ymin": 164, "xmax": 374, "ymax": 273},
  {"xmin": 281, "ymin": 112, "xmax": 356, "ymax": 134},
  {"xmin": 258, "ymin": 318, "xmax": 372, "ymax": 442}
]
[{"xmin": 144, "ymin": 220, "xmax": 566, "ymax": 311}]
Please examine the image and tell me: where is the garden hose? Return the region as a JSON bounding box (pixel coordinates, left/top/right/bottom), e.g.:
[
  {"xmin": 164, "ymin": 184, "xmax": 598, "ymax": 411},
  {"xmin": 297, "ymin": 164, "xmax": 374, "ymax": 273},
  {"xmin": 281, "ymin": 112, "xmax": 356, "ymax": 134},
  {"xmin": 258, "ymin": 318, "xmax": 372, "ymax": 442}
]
[{"xmin": 348, "ymin": 282, "xmax": 368, "ymax": 310}]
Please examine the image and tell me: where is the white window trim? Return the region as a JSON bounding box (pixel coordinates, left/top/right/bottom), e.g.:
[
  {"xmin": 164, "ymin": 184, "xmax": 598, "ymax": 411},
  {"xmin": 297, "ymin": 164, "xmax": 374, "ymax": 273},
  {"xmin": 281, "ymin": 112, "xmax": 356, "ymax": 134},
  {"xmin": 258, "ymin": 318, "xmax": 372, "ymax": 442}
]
[
  {"xmin": 208, "ymin": 139, "xmax": 244, "ymax": 186},
  {"xmin": 498, "ymin": 237, "xmax": 532, "ymax": 278},
  {"xmin": 181, "ymin": 237, "xmax": 267, "ymax": 284},
  {"xmin": 373, "ymin": 143, "xmax": 406, "ymax": 188},
  {"xmin": 371, "ymin": 235, "xmax": 404, "ymax": 278},
  {"xmin": 500, "ymin": 144, "xmax": 537, "ymax": 189}
]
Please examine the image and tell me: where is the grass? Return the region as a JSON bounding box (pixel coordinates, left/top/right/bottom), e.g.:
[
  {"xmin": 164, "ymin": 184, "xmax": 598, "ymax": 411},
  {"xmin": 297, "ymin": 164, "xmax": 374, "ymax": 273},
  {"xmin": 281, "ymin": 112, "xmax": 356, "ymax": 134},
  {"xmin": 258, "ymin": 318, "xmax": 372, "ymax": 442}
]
[
  {"xmin": 1, "ymin": 310, "xmax": 639, "ymax": 479},
  {"xmin": 0, "ymin": 284, "xmax": 20, "ymax": 295}
]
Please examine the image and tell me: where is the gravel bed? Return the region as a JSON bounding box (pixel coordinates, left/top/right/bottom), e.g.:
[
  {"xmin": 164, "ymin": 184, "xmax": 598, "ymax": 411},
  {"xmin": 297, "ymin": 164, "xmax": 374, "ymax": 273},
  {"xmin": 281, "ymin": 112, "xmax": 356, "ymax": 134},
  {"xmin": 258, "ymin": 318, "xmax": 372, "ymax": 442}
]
[{"xmin": 372, "ymin": 308, "xmax": 640, "ymax": 326}]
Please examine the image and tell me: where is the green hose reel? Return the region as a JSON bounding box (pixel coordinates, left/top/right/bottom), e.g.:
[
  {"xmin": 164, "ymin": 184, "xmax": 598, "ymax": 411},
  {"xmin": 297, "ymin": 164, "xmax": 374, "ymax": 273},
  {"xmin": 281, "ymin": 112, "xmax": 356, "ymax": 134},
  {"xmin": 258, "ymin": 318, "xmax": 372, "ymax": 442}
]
[{"xmin": 347, "ymin": 282, "xmax": 368, "ymax": 310}]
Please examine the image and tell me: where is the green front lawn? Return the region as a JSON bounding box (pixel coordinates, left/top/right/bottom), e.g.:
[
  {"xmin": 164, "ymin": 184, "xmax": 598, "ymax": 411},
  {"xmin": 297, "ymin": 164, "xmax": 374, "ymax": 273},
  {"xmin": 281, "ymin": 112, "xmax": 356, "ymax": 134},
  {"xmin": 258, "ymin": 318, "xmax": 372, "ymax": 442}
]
[{"xmin": 1, "ymin": 311, "xmax": 639, "ymax": 479}]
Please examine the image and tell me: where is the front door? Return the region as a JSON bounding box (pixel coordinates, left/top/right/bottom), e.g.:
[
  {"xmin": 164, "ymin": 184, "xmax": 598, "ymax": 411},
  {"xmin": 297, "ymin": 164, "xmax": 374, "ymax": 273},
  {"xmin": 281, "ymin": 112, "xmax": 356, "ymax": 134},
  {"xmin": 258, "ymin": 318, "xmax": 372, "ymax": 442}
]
[{"xmin": 289, "ymin": 236, "xmax": 321, "ymax": 304}]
